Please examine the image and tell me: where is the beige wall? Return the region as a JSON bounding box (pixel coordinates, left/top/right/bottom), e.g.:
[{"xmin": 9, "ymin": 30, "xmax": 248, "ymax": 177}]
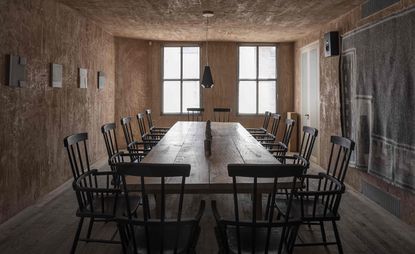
[
  {"xmin": 294, "ymin": 0, "xmax": 415, "ymax": 224},
  {"xmin": 146, "ymin": 41, "xmax": 295, "ymax": 141},
  {"xmin": 114, "ymin": 38, "xmax": 151, "ymax": 145},
  {"xmin": 0, "ymin": 0, "xmax": 115, "ymax": 224}
]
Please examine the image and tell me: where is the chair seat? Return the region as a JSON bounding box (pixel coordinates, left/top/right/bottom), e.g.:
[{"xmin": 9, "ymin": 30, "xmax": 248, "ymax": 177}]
[
  {"xmin": 123, "ymin": 221, "xmax": 200, "ymax": 254},
  {"xmin": 77, "ymin": 194, "xmax": 141, "ymax": 218},
  {"xmin": 275, "ymin": 199, "xmax": 339, "ymax": 221},
  {"xmin": 224, "ymin": 225, "xmax": 291, "ymax": 254}
]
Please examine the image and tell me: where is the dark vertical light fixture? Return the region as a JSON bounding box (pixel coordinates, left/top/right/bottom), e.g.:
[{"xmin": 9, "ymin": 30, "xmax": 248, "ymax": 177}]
[{"xmin": 201, "ymin": 10, "xmax": 214, "ymax": 88}]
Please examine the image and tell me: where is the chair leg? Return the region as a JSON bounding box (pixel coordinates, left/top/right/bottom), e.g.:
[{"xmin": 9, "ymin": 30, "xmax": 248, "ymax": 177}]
[
  {"xmin": 332, "ymin": 220, "xmax": 343, "ymax": 254},
  {"xmin": 320, "ymin": 221, "xmax": 327, "ymax": 245},
  {"xmin": 86, "ymin": 217, "xmax": 94, "ymax": 240},
  {"xmin": 264, "ymin": 194, "xmax": 271, "ymax": 219},
  {"xmin": 71, "ymin": 217, "xmax": 84, "ymax": 254}
]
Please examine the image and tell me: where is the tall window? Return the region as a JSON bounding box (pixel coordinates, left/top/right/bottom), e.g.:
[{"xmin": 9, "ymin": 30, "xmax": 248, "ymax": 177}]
[
  {"xmin": 162, "ymin": 46, "xmax": 200, "ymax": 114},
  {"xmin": 238, "ymin": 45, "xmax": 277, "ymax": 114}
]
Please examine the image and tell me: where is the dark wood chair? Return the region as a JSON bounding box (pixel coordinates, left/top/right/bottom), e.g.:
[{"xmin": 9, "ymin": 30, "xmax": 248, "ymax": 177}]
[
  {"xmin": 187, "ymin": 107, "xmax": 204, "ymax": 121},
  {"xmin": 101, "ymin": 123, "xmax": 146, "ymax": 167},
  {"xmin": 212, "ymin": 163, "xmax": 306, "ymax": 254},
  {"xmin": 275, "ymin": 136, "xmax": 355, "ymax": 254},
  {"xmin": 137, "ymin": 113, "xmax": 164, "ymax": 141},
  {"xmin": 262, "ymin": 119, "xmax": 296, "ymax": 158},
  {"xmin": 120, "ymin": 116, "xmax": 156, "ymax": 155},
  {"xmin": 213, "ymin": 107, "xmax": 231, "ymax": 122},
  {"xmin": 274, "ymin": 126, "xmax": 319, "ymax": 165},
  {"xmin": 64, "ymin": 133, "xmax": 139, "ymax": 254},
  {"xmin": 145, "ymin": 109, "xmax": 170, "ymax": 134},
  {"xmin": 246, "ymin": 111, "xmax": 272, "ymax": 134},
  {"xmin": 115, "ymin": 163, "xmax": 206, "ymax": 254},
  {"xmin": 252, "ymin": 113, "xmax": 281, "ymax": 143}
]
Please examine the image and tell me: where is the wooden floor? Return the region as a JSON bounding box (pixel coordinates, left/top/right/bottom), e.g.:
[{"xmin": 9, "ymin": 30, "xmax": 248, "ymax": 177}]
[{"xmin": 1, "ymin": 159, "xmax": 415, "ymax": 254}]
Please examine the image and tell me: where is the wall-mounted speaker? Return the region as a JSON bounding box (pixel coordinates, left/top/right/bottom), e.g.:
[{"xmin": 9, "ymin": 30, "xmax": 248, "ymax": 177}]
[{"xmin": 324, "ymin": 31, "xmax": 340, "ymax": 57}]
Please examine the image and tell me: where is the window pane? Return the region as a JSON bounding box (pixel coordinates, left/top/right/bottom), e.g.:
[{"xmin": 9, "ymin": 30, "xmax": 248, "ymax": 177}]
[
  {"xmin": 239, "ymin": 46, "xmax": 257, "ymax": 79},
  {"xmin": 239, "ymin": 81, "xmax": 257, "ymax": 114},
  {"xmin": 163, "ymin": 81, "xmax": 181, "ymax": 113},
  {"xmin": 182, "ymin": 81, "xmax": 200, "ymax": 111},
  {"xmin": 163, "ymin": 47, "xmax": 180, "ymax": 79},
  {"xmin": 259, "ymin": 46, "xmax": 276, "ymax": 79},
  {"xmin": 259, "ymin": 81, "xmax": 276, "ymax": 113},
  {"xmin": 183, "ymin": 47, "xmax": 200, "ymax": 79}
]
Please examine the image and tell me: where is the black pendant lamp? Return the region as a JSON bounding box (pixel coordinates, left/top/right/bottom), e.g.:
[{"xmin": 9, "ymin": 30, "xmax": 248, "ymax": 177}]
[{"xmin": 201, "ymin": 11, "xmax": 214, "ymax": 88}]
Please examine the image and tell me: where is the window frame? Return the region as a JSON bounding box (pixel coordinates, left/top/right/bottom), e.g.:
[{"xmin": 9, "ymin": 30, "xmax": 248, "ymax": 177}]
[
  {"xmin": 237, "ymin": 44, "xmax": 278, "ymax": 115},
  {"xmin": 161, "ymin": 43, "xmax": 202, "ymax": 115}
]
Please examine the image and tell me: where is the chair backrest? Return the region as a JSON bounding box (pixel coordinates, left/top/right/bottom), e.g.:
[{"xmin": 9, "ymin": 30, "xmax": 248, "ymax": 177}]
[
  {"xmin": 298, "ymin": 126, "xmax": 319, "ymax": 161},
  {"xmin": 226, "ymin": 163, "xmax": 305, "ymax": 253},
  {"xmin": 213, "ymin": 107, "xmax": 231, "ymax": 122},
  {"xmin": 120, "ymin": 116, "xmax": 135, "ymax": 146},
  {"xmin": 326, "ymin": 136, "xmax": 355, "ymax": 182},
  {"xmin": 280, "ymin": 119, "xmax": 295, "ymax": 146},
  {"xmin": 145, "ymin": 109, "xmax": 155, "ymax": 130},
  {"xmin": 136, "ymin": 113, "xmax": 148, "ymax": 139},
  {"xmin": 101, "ymin": 123, "xmax": 120, "ymax": 160},
  {"xmin": 187, "ymin": 107, "xmax": 204, "ymax": 121},
  {"xmin": 63, "ymin": 133, "xmax": 92, "ymax": 180},
  {"xmin": 101, "ymin": 122, "xmax": 131, "ymax": 172},
  {"xmin": 116, "ymin": 163, "xmax": 193, "ymax": 253},
  {"xmin": 269, "ymin": 113, "xmax": 281, "ymax": 137},
  {"xmin": 262, "ymin": 111, "xmax": 272, "ymax": 130}
]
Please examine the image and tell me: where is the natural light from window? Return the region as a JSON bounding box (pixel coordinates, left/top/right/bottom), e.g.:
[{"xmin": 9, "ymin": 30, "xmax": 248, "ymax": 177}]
[
  {"xmin": 163, "ymin": 46, "xmax": 200, "ymax": 114},
  {"xmin": 238, "ymin": 46, "xmax": 277, "ymax": 114}
]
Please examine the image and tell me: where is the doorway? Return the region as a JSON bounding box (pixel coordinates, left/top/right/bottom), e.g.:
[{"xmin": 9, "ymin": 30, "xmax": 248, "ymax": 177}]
[{"xmin": 301, "ymin": 41, "xmax": 320, "ymax": 163}]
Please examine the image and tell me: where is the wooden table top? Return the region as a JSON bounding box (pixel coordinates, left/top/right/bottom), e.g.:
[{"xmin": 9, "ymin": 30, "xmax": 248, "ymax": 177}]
[{"xmin": 130, "ymin": 121, "xmax": 289, "ymax": 193}]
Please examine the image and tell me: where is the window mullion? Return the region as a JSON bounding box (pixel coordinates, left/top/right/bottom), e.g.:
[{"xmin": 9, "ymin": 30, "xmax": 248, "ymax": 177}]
[
  {"xmin": 256, "ymin": 46, "xmax": 259, "ymax": 114},
  {"xmin": 180, "ymin": 47, "xmax": 183, "ymax": 113}
]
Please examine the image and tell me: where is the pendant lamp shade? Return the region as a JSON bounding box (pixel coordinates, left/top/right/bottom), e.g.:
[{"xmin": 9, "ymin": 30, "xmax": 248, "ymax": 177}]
[
  {"xmin": 201, "ymin": 11, "xmax": 214, "ymax": 89},
  {"xmin": 201, "ymin": 65, "xmax": 214, "ymax": 88}
]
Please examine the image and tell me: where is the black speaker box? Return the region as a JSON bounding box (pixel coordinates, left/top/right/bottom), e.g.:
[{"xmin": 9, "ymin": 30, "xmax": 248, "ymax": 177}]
[{"xmin": 324, "ymin": 31, "xmax": 340, "ymax": 57}]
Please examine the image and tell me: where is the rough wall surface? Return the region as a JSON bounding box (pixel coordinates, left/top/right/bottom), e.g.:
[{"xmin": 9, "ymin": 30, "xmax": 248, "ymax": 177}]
[
  {"xmin": 294, "ymin": 0, "xmax": 415, "ymax": 224},
  {"xmin": 59, "ymin": 0, "xmax": 364, "ymax": 42},
  {"xmin": 114, "ymin": 38, "xmax": 151, "ymax": 146},
  {"xmin": 0, "ymin": 0, "xmax": 115, "ymax": 224},
  {"xmin": 145, "ymin": 41, "xmax": 295, "ymax": 141}
]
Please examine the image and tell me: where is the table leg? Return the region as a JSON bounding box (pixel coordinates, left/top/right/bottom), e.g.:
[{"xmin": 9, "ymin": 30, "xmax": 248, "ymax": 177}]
[
  {"xmin": 256, "ymin": 192, "xmax": 262, "ymax": 218},
  {"xmin": 154, "ymin": 193, "xmax": 161, "ymax": 218}
]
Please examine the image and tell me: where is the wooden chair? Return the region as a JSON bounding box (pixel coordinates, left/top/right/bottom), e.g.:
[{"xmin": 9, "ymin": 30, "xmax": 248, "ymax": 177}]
[
  {"xmin": 101, "ymin": 123, "xmax": 146, "ymax": 166},
  {"xmin": 64, "ymin": 133, "xmax": 139, "ymax": 254},
  {"xmin": 120, "ymin": 116, "xmax": 156, "ymax": 155},
  {"xmin": 246, "ymin": 111, "xmax": 272, "ymax": 134},
  {"xmin": 187, "ymin": 107, "xmax": 204, "ymax": 121},
  {"xmin": 262, "ymin": 119, "xmax": 296, "ymax": 158},
  {"xmin": 115, "ymin": 163, "xmax": 206, "ymax": 254},
  {"xmin": 145, "ymin": 109, "xmax": 170, "ymax": 134},
  {"xmin": 137, "ymin": 113, "xmax": 164, "ymax": 142},
  {"xmin": 275, "ymin": 136, "xmax": 355, "ymax": 254},
  {"xmin": 252, "ymin": 113, "xmax": 281, "ymax": 143},
  {"xmin": 212, "ymin": 164, "xmax": 306, "ymax": 254},
  {"xmin": 274, "ymin": 126, "xmax": 319, "ymax": 165},
  {"xmin": 213, "ymin": 107, "xmax": 231, "ymax": 122}
]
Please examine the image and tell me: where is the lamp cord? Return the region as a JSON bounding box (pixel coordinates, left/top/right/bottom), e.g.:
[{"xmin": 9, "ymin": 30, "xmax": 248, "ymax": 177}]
[{"xmin": 206, "ymin": 17, "xmax": 209, "ymax": 65}]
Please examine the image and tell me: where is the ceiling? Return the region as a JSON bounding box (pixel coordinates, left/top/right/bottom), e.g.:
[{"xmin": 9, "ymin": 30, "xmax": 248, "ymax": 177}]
[{"xmin": 59, "ymin": 0, "xmax": 364, "ymax": 42}]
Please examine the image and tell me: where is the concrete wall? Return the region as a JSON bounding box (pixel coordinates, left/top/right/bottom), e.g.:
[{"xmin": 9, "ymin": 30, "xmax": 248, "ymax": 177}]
[
  {"xmin": 294, "ymin": 0, "xmax": 415, "ymax": 224},
  {"xmin": 0, "ymin": 0, "xmax": 115, "ymax": 224}
]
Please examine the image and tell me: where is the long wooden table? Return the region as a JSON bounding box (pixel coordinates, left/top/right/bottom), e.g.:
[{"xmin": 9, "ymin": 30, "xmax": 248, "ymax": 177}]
[{"xmin": 132, "ymin": 121, "xmax": 289, "ymax": 215}]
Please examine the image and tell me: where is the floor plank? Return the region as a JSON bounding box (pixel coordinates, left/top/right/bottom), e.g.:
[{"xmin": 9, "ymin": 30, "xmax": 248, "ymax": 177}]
[{"xmin": 1, "ymin": 162, "xmax": 415, "ymax": 254}]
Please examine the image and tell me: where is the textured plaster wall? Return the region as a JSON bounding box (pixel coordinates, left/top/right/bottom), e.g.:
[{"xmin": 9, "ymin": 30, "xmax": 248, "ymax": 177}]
[
  {"xmin": 146, "ymin": 41, "xmax": 295, "ymax": 142},
  {"xmin": 0, "ymin": 0, "xmax": 115, "ymax": 224},
  {"xmin": 294, "ymin": 0, "xmax": 415, "ymax": 224},
  {"xmin": 114, "ymin": 38, "xmax": 151, "ymax": 146}
]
